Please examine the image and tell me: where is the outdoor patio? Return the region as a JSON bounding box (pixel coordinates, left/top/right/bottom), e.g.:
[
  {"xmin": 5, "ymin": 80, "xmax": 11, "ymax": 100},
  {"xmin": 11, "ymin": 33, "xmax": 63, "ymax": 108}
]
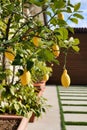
[{"xmin": 27, "ymin": 85, "xmax": 87, "ymax": 130}]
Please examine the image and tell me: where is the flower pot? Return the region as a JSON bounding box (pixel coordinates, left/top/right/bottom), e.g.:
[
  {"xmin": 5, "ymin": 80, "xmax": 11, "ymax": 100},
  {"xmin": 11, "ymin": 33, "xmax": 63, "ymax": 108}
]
[
  {"xmin": 0, "ymin": 115, "xmax": 29, "ymax": 130},
  {"xmin": 29, "ymin": 112, "xmax": 35, "ymax": 123},
  {"xmin": 33, "ymin": 81, "xmax": 46, "ymax": 97}
]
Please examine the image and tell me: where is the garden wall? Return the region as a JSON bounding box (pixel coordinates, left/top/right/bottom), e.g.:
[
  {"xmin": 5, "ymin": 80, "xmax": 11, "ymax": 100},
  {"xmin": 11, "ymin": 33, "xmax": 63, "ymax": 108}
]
[{"xmin": 47, "ymin": 28, "xmax": 87, "ymax": 85}]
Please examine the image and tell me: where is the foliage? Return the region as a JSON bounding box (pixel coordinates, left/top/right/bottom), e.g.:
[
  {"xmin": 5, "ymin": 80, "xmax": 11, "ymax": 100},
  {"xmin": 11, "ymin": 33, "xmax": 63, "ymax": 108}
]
[
  {"xmin": 0, "ymin": 0, "xmax": 83, "ymax": 117},
  {"xmin": 0, "ymin": 83, "xmax": 48, "ymax": 118},
  {"xmin": 31, "ymin": 61, "xmax": 52, "ymax": 83}
]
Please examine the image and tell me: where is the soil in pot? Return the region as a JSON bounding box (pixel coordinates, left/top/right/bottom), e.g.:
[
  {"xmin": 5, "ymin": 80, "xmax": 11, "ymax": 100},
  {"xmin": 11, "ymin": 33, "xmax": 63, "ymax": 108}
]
[
  {"xmin": 0, "ymin": 118, "xmax": 21, "ymax": 130},
  {"xmin": 0, "ymin": 115, "xmax": 29, "ymax": 130}
]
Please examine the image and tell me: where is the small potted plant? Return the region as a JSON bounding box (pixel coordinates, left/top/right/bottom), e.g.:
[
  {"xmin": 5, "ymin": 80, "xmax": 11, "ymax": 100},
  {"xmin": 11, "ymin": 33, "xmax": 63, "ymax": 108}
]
[{"xmin": 31, "ymin": 60, "xmax": 52, "ymax": 96}]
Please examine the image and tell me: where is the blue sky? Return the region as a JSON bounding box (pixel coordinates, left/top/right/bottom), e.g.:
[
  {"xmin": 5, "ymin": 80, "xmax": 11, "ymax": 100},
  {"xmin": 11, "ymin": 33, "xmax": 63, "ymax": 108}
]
[
  {"xmin": 68, "ymin": 0, "xmax": 87, "ymax": 27},
  {"xmin": 47, "ymin": 0, "xmax": 87, "ymax": 28}
]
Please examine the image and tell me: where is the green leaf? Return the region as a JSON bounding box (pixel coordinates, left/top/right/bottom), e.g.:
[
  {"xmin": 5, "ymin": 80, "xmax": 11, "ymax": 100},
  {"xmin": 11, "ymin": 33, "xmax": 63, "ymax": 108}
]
[
  {"xmin": 73, "ymin": 13, "xmax": 84, "ymax": 19},
  {"xmin": 50, "ymin": 17, "xmax": 58, "ymax": 26},
  {"xmin": 0, "ymin": 47, "xmax": 5, "ymax": 52},
  {"xmin": 5, "ymin": 4, "xmax": 14, "ymax": 13},
  {"xmin": 70, "ymin": 18, "xmax": 78, "ymax": 24},
  {"xmin": 14, "ymin": 103, "xmax": 19, "ymax": 112},
  {"xmin": 38, "ymin": 49, "xmax": 54, "ymax": 62},
  {"xmin": 66, "ymin": 7, "xmax": 72, "ymax": 13},
  {"xmin": 74, "ymin": 3, "xmax": 81, "ymax": 12},
  {"xmin": 12, "ymin": 54, "xmax": 23, "ymax": 65},
  {"xmin": 18, "ymin": 69, "xmax": 23, "ymax": 76},
  {"xmin": 29, "ymin": 0, "xmax": 46, "ymax": 6},
  {"xmin": 10, "ymin": 87, "xmax": 15, "ymax": 95},
  {"xmin": 27, "ymin": 60, "xmax": 34, "ymax": 71},
  {"xmin": 74, "ymin": 38, "xmax": 80, "ymax": 45},
  {"xmin": 68, "ymin": 26, "xmax": 74, "ymax": 34},
  {"xmin": 58, "ymin": 19, "xmax": 67, "ymax": 27},
  {"xmin": 59, "ymin": 40, "xmax": 67, "ymax": 48},
  {"xmin": 72, "ymin": 46, "xmax": 80, "ymax": 52},
  {"xmin": 0, "ymin": 72, "xmax": 6, "ymax": 80},
  {"xmin": 54, "ymin": 1, "xmax": 65, "ymax": 9},
  {"xmin": 58, "ymin": 28, "xmax": 68, "ymax": 40}
]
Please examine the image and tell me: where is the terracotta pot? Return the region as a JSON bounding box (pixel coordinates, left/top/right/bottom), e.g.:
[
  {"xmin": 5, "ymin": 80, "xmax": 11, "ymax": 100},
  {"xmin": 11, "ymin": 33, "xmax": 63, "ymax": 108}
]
[
  {"xmin": 29, "ymin": 112, "xmax": 35, "ymax": 123},
  {"xmin": 0, "ymin": 115, "xmax": 29, "ymax": 130},
  {"xmin": 33, "ymin": 81, "xmax": 46, "ymax": 97}
]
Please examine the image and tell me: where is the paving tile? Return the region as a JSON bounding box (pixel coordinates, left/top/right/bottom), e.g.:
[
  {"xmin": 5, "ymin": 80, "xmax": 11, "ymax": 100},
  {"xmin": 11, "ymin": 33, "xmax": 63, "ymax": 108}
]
[
  {"xmin": 59, "ymin": 86, "xmax": 87, "ymax": 130},
  {"xmin": 60, "ymin": 93, "xmax": 87, "ymax": 96},
  {"xmin": 63, "ymin": 106, "xmax": 87, "ymax": 112},
  {"xmin": 61, "ymin": 96, "xmax": 87, "ymax": 100},
  {"xmin": 59, "ymin": 86, "xmax": 87, "ymax": 89},
  {"xmin": 59, "ymin": 91, "xmax": 87, "ymax": 94},
  {"xmin": 66, "ymin": 125, "xmax": 87, "ymax": 130},
  {"xmin": 61, "ymin": 100, "xmax": 87, "ymax": 105},
  {"xmin": 64, "ymin": 113, "xmax": 87, "ymax": 122}
]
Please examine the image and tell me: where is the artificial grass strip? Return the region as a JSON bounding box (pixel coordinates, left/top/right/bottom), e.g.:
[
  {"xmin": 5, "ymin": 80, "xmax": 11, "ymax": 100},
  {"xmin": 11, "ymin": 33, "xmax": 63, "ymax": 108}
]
[
  {"xmin": 63, "ymin": 111, "xmax": 87, "ymax": 114},
  {"xmin": 65, "ymin": 121, "xmax": 87, "ymax": 126},
  {"xmin": 56, "ymin": 86, "xmax": 66, "ymax": 130},
  {"xmin": 58, "ymin": 86, "xmax": 87, "ymax": 127},
  {"xmin": 61, "ymin": 99, "xmax": 87, "ymax": 101},
  {"xmin": 60, "ymin": 92, "xmax": 87, "ymax": 94},
  {"xmin": 60, "ymin": 94, "xmax": 87, "ymax": 97},
  {"xmin": 59, "ymin": 89, "xmax": 87, "ymax": 92},
  {"xmin": 62, "ymin": 104, "xmax": 87, "ymax": 106},
  {"xmin": 59, "ymin": 88, "xmax": 87, "ymax": 90}
]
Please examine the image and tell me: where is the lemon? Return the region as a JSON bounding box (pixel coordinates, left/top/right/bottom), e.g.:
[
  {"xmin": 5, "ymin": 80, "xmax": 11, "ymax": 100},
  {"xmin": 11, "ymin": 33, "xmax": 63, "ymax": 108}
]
[
  {"xmin": 20, "ymin": 70, "xmax": 31, "ymax": 86},
  {"xmin": 43, "ymin": 74, "xmax": 49, "ymax": 81},
  {"xmin": 32, "ymin": 37, "xmax": 41, "ymax": 47},
  {"xmin": 58, "ymin": 13, "xmax": 64, "ymax": 20},
  {"xmin": 5, "ymin": 47, "xmax": 15, "ymax": 61},
  {"xmin": 61, "ymin": 69, "xmax": 71, "ymax": 88},
  {"xmin": 52, "ymin": 44, "xmax": 60, "ymax": 57}
]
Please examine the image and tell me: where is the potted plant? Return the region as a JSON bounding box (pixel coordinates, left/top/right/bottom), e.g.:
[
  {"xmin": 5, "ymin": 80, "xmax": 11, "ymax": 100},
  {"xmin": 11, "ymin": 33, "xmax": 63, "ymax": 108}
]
[
  {"xmin": 0, "ymin": 0, "xmax": 83, "ymax": 128},
  {"xmin": 31, "ymin": 60, "xmax": 52, "ymax": 96}
]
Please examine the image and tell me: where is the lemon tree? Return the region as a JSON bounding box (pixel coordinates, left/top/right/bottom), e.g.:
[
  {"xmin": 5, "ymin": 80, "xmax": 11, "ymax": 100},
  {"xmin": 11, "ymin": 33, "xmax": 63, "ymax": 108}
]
[{"xmin": 0, "ymin": 0, "xmax": 84, "ymax": 117}]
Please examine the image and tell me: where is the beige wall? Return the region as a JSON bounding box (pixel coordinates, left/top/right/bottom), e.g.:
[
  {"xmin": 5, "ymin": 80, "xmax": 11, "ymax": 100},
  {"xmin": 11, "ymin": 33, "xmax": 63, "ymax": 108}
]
[{"xmin": 23, "ymin": 4, "xmax": 44, "ymax": 24}]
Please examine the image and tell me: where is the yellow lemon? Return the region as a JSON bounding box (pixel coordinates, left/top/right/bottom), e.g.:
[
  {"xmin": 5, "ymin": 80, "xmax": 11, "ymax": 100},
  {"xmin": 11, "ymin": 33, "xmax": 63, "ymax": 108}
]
[
  {"xmin": 5, "ymin": 47, "xmax": 15, "ymax": 61},
  {"xmin": 32, "ymin": 37, "xmax": 41, "ymax": 47},
  {"xmin": 61, "ymin": 69, "xmax": 71, "ymax": 88},
  {"xmin": 43, "ymin": 74, "xmax": 49, "ymax": 81},
  {"xmin": 20, "ymin": 70, "xmax": 31, "ymax": 86},
  {"xmin": 52, "ymin": 44, "xmax": 60, "ymax": 57},
  {"xmin": 58, "ymin": 13, "xmax": 64, "ymax": 20}
]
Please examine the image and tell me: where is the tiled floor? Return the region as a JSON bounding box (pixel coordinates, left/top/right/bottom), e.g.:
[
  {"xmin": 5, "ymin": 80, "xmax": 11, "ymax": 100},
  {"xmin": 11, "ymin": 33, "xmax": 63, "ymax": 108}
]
[
  {"xmin": 27, "ymin": 85, "xmax": 87, "ymax": 130},
  {"xmin": 59, "ymin": 86, "xmax": 87, "ymax": 130}
]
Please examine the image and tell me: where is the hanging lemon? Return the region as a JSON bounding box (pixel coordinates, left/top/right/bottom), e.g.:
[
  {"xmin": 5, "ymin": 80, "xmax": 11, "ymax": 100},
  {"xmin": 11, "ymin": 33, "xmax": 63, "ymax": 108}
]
[
  {"xmin": 5, "ymin": 47, "xmax": 15, "ymax": 61},
  {"xmin": 52, "ymin": 44, "xmax": 60, "ymax": 57},
  {"xmin": 32, "ymin": 36, "xmax": 41, "ymax": 47},
  {"xmin": 43, "ymin": 74, "xmax": 49, "ymax": 82},
  {"xmin": 58, "ymin": 13, "xmax": 64, "ymax": 20},
  {"xmin": 20, "ymin": 69, "xmax": 31, "ymax": 86},
  {"xmin": 61, "ymin": 69, "xmax": 71, "ymax": 88}
]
